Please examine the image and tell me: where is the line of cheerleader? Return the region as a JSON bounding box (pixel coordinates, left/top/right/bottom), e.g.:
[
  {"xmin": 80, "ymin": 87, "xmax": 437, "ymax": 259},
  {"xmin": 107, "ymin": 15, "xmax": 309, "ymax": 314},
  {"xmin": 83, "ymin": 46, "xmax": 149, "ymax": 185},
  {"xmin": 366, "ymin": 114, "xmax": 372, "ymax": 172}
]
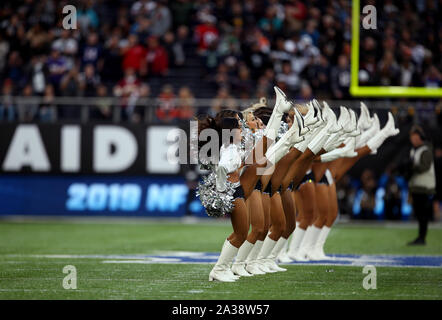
[{"xmin": 195, "ymin": 86, "xmax": 400, "ymax": 282}]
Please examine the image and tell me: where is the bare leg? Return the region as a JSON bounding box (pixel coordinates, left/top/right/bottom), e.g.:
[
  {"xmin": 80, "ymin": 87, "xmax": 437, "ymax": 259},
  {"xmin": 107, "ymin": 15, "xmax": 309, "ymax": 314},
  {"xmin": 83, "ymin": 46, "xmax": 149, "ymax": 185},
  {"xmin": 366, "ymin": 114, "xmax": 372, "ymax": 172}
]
[
  {"xmin": 227, "ymin": 198, "xmax": 249, "ymax": 248},
  {"xmin": 297, "ymin": 182, "xmax": 316, "ymax": 229},
  {"xmin": 281, "ymin": 188, "xmax": 296, "ymax": 238},
  {"xmin": 328, "ymin": 146, "xmax": 371, "ymax": 182},
  {"xmin": 282, "ymin": 149, "xmax": 316, "ymax": 190},
  {"xmin": 313, "ymin": 183, "xmax": 329, "ymax": 228},
  {"xmin": 268, "ymin": 192, "xmax": 286, "ymax": 241},
  {"xmin": 326, "ymin": 183, "xmax": 338, "ymax": 227},
  {"xmin": 260, "ymin": 192, "xmax": 271, "ymax": 241},
  {"xmin": 294, "ymin": 191, "xmax": 303, "ymax": 223},
  {"xmin": 245, "ymin": 190, "xmax": 266, "ymax": 244}
]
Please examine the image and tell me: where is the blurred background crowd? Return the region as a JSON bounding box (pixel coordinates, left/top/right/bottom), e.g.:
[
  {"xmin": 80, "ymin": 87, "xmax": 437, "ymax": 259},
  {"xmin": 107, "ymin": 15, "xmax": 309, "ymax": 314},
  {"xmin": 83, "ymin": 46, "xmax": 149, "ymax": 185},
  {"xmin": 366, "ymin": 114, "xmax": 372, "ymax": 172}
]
[
  {"xmin": 0, "ymin": 0, "xmax": 440, "ymax": 220},
  {"xmin": 0, "ymin": 0, "xmax": 440, "ymax": 122}
]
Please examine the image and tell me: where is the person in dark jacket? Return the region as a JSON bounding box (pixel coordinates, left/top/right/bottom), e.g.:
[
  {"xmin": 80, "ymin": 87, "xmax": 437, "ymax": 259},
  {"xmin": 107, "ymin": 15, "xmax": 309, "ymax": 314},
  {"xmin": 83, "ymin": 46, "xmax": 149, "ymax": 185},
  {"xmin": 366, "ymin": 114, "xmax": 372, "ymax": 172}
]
[{"xmin": 407, "ymin": 125, "xmax": 436, "ymax": 245}]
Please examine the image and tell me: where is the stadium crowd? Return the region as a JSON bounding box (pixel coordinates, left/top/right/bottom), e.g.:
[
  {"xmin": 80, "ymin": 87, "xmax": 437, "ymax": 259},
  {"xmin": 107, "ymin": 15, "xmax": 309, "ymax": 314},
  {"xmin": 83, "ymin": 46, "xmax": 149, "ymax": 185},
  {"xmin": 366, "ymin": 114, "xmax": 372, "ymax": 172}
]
[{"xmin": 0, "ymin": 0, "xmax": 440, "ymax": 123}]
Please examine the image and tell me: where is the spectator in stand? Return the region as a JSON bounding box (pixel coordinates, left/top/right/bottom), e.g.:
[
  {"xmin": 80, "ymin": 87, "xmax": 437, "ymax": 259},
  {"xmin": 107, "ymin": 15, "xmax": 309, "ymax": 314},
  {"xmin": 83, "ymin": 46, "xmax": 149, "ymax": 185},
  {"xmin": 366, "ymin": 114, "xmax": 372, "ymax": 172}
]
[
  {"xmin": 4, "ymin": 51, "xmax": 25, "ymax": 87},
  {"xmin": 80, "ymin": 32, "xmax": 102, "ymax": 69},
  {"xmin": 304, "ymin": 54, "xmax": 330, "ymax": 98},
  {"xmin": 0, "ymin": 32, "xmax": 10, "ymax": 72},
  {"xmin": 423, "ymin": 65, "xmax": 441, "ymax": 88},
  {"xmin": 377, "ymin": 50, "xmax": 400, "ymax": 86},
  {"xmin": 113, "ymin": 68, "xmax": 141, "ymax": 121},
  {"xmin": 398, "ymin": 47, "xmax": 420, "ymax": 87},
  {"xmin": 77, "ymin": 0, "xmax": 100, "ymax": 33},
  {"xmin": 285, "ymin": 0, "xmax": 308, "ymax": 32},
  {"xmin": 17, "ymin": 84, "xmax": 39, "ymax": 122},
  {"xmin": 245, "ymin": 41, "xmax": 270, "ymax": 80},
  {"xmin": 194, "ymin": 13, "xmax": 219, "ymax": 55},
  {"xmin": 156, "ymin": 84, "xmax": 178, "ymax": 123},
  {"xmin": 122, "ymin": 34, "xmax": 146, "ymax": 72},
  {"xmin": 232, "ymin": 64, "xmax": 253, "ymax": 98},
  {"xmin": 131, "ymin": 83, "xmax": 151, "ymax": 123},
  {"xmin": 297, "ymin": 82, "xmax": 313, "ymax": 101},
  {"xmin": 39, "ymin": 84, "xmax": 56, "ymax": 122},
  {"xmin": 353, "ymin": 169, "xmax": 378, "ymax": 219},
  {"xmin": 301, "ymin": 19, "xmax": 320, "ymax": 47},
  {"xmin": 58, "ymin": 66, "xmax": 82, "ymax": 119},
  {"xmin": 209, "ymin": 86, "xmax": 237, "ymax": 117},
  {"xmin": 46, "ymin": 48, "xmax": 69, "ymax": 93},
  {"xmin": 24, "ymin": 22, "xmax": 50, "ymax": 57},
  {"xmin": 60, "ymin": 66, "xmax": 82, "ymax": 97},
  {"xmin": 258, "ymin": 5, "xmax": 283, "ymax": 35},
  {"xmin": 163, "ymin": 31, "xmax": 185, "ymax": 67},
  {"xmin": 0, "ymin": 79, "xmax": 16, "ymax": 122},
  {"xmin": 79, "ymin": 64, "xmax": 101, "ymax": 97},
  {"xmin": 330, "ymin": 54, "xmax": 351, "ymax": 99},
  {"xmin": 131, "ymin": 16, "xmax": 152, "ymax": 44},
  {"xmin": 130, "ymin": 0, "xmax": 157, "ymax": 17},
  {"xmin": 140, "ymin": 36, "xmax": 169, "ymax": 77},
  {"xmin": 52, "ymin": 29, "xmax": 78, "ymax": 70},
  {"xmin": 276, "ymin": 60, "xmax": 301, "ymax": 95},
  {"xmin": 100, "ymin": 35, "xmax": 123, "ymax": 85},
  {"xmin": 91, "ymin": 84, "xmax": 113, "ymax": 121},
  {"xmin": 270, "ymin": 37, "xmax": 292, "ymax": 75},
  {"xmin": 211, "ymin": 62, "xmax": 232, "ymax": 91},
  {"xmin": 176, "ymin": 86, "xmax": 196, "ymax": 121},
  {"xmin": 149, "ymin": 1, "xmax": 172, "ymax": 37},
  {"xmin": 26, "ymin": 55, "xmax": 47, "ymax": 96},
  {"xmin": 170, "ymin": 0, "xmax": 195, "ymax": 29}
]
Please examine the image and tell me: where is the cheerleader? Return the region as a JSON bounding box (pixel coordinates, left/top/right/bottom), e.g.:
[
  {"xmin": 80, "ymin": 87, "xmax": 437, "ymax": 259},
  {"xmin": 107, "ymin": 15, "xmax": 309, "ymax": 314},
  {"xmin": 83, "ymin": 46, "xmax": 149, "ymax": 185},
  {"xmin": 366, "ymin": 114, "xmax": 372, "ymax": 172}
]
[
  {"xmin": 231, "ymin": 100, "xmax": 270, "ymax": 277},
  {"xmin": 300, "ymin": 107, "xmax": 359, "ymax": 260},
  {"xmin": 283, "ymin": 103, "xmax": 354, "ymax": 261},
  {"xmin": 235, "ymin": 97, "xmax": 318, "ymax": 274},
  {"xmin": 199, "ymin": 87, "xmax": 300, "ymax": 282},
  {"xmin": 252, "ymin": 101, "xmax": 332, "ymax": 271},
  {"xmin": 240, "ymin": 104, "xmax": 272, "ymax": 275},
  {"xmin": 240, "ymin": 105, "xmax": 303, "ymax": 274},
  {"xmin": 310, "ymin": 103, "xmax": 401, "ymax": 260}
]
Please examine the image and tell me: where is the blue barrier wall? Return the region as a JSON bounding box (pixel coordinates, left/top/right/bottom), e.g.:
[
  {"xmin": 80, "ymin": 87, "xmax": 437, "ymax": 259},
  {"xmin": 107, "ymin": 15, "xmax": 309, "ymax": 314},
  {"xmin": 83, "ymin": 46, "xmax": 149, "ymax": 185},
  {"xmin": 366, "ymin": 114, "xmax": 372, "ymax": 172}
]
[{"xmin": 0, "ymin": 175, "xmax": 206, "ymax": 217}]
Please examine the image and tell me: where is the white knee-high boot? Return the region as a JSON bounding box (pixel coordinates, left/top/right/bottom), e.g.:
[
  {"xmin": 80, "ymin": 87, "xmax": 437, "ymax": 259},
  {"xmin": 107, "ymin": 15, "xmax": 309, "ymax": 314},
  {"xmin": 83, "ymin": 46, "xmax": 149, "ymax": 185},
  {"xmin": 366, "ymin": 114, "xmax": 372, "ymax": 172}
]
[
  {"xmin": 264, "ymin": 86, "xmax": 293, "ymax": 141},
  {"xmin": 265, "ymin": 237, "xmax": 288, "ymax": 271},
  {"xmin": 296, "ymin": 225, "xmax": 321, "ymax": 261},
  {"xmin": 231, "ymin": 241, "xmax": 254, "ymax": 277},
  {"xmin": 305, "ymin": 226, "xmax": 324, "ymax": 260},
  {"xmin": 311, "ymin": 226, "xmax": 332, "ymax": 260},
  {"xmin": 366, "ymin": 112, "xmax": 400, "ymax": 152},
  {"xmin": 287, "ymin": 227, "xmax": 306, "ymax": 260},
  {"xmin": 209, "ymin": 239, "xmax": 240, "ymax": 282},
  {"xmin": 245, "ymin": 240, "xmax": 266, "ymax": 275},
  {"xmin": 256, "ymin": 235, "xmax": 278, "ymax": 273},
  {"xmin": 356, "ymin": 114, "xmax": 380, "ymax": 149}
]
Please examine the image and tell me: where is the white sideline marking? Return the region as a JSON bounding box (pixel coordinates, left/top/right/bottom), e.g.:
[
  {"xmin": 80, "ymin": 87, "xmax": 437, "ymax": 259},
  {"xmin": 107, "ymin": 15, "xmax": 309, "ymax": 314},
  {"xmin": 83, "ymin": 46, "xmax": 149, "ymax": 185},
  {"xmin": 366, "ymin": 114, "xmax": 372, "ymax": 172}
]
[{"xmin": 2, "ymin": 252, "xmax": 442, "ymax": 268}]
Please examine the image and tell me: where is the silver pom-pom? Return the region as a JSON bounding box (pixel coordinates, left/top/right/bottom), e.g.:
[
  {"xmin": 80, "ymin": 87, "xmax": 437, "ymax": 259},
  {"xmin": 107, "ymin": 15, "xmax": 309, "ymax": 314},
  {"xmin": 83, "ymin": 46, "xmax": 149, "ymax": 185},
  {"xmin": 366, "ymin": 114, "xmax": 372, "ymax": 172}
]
[
  {"xmin": 196, "ymin": 172, "xmax": 236, "ymax": 217},
  {"xmin": 254, "ymin": 128, "xmax": 264, "ymax": 141},
  {"xmin": 240, "ymin": 126, "xmax": 255, "ymax": 162}
]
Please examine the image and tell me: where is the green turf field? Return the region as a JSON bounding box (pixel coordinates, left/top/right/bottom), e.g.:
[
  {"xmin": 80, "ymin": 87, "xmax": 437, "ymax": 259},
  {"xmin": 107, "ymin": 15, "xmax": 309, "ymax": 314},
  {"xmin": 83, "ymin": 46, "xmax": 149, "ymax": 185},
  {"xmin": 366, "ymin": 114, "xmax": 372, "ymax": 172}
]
[{"xmin": 0, "ymin": 219, "xmax": 441, "ymax": 300}]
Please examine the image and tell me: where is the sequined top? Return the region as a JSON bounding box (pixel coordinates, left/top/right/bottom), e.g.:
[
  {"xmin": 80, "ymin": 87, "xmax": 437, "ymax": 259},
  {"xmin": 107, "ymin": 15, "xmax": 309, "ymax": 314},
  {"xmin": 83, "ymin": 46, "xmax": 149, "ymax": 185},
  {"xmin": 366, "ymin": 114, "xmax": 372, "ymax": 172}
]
[{"xmin": 216, "ymin": 143, "xmax": 242, "ymax": 192}]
